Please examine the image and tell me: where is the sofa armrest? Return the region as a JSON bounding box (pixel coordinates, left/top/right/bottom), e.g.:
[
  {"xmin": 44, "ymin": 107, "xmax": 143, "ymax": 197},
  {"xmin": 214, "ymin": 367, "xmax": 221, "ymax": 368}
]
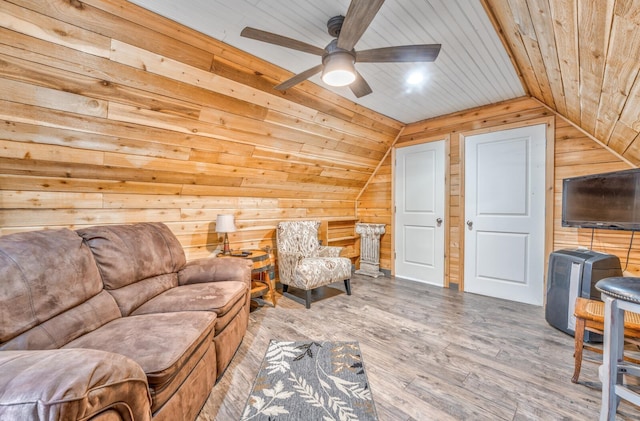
[
  {"xmin": 318, "ymin": 245, "xmax": 343, "ymax": 258},
  {"xmin": 0, "ymin": 349, "xmax": 151, "ymax": 421},
  {"xmin": 178, "ymin": 257, "xmax": 252, "ymax": 286}
]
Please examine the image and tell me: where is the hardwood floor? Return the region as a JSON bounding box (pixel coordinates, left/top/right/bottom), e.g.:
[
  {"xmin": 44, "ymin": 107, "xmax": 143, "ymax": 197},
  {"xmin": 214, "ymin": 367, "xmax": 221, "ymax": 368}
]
[{"xmin": 196, "ymin": 274, "xmax": 639, "ymax": 420}]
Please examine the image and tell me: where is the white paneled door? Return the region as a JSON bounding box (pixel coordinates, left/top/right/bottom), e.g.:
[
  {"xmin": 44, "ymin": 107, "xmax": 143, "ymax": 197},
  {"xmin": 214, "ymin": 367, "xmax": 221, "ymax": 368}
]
[
  {"xmin": 394, "ymin": 140, "xmax": 445, "ymax": 286},
  {"xmin": 463, "ymin": 124, "xmax": 546, "ymax": 305}
]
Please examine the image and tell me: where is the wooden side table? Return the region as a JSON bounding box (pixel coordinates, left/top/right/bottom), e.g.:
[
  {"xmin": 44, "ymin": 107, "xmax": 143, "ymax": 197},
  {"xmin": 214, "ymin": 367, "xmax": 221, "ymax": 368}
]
[{"xmin": 222, "ymin": 249, "xmax": 277, "ymax": 307}]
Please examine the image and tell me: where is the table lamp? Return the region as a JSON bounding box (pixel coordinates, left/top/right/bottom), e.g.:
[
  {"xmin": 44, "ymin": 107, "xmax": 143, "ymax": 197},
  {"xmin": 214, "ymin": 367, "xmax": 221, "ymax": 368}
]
[{"xmin": 216, "ymin": 214, "xmax": 236, "ymax": 255}]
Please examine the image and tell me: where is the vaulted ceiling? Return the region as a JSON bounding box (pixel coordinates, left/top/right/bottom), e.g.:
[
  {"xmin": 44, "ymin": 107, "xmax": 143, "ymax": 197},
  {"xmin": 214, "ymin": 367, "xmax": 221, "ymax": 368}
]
[
  {"xmin": 128, "ymin": 0, "xmax": 640, "ymax": 167},
  {"xmin": 127, "ymin": 0, "xmax": 525, "ymax": 124},
  {"xmin": 483, "ymin": 0, "xmax": 640, "ymax": 166}
]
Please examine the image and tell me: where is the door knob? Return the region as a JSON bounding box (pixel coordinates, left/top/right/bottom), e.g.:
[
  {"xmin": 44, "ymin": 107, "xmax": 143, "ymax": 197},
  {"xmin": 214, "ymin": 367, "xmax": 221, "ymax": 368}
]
[
  {"xmin": 436, "ymin": 218, "xmax": 443, "ymax": 226},
  {"xmin": 466, "ymin": 220, "xmax": 473, "ymax": 229}
]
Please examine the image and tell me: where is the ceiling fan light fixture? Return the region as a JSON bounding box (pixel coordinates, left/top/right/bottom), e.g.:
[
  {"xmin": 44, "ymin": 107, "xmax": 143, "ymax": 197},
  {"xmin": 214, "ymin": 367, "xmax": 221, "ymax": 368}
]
[
  {"xmin": 241, "ymin": 1, "xmax": 441, "ymax": 97},
  {"xmin": 321, "ymin": 52, "xmax": 356, "ymax": 87},
  {"xmin": 407, "ymin": 70, "xmax": 424, "ymax": 85}
]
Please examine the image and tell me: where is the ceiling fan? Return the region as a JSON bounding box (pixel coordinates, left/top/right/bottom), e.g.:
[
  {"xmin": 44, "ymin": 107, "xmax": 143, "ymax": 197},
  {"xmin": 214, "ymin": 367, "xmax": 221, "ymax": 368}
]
[{"xmin": 240, "ymin": 0, "xmax": 441, "ymax": 98}]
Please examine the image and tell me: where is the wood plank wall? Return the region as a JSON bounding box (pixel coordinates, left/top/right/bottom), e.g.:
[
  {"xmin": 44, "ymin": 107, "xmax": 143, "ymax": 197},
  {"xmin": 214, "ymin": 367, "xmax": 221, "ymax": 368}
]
[
  {"xmin": 482, "ymin": 0, "xmax": 640, "ymax": 167},
  {"xmin": 357, "ymin": 97, "xmax": 640, "ymax": 284},
  {"xmin": 2, "ymin": 1, "xmax": 637, "ymax": 286},
  {"xmin": 0, "ymin": 0, "xmax": 401, "ymax": 259}
]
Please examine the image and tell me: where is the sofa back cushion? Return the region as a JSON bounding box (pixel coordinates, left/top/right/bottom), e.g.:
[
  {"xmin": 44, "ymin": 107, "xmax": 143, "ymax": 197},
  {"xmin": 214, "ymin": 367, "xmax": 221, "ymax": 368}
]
[
  {"xmin": 77, "ymin": 222, "xmax": 187, "ymax": 315},
  {"xmin": 0, "ymin": 228, "xmax": 120, "ymax": 350}
]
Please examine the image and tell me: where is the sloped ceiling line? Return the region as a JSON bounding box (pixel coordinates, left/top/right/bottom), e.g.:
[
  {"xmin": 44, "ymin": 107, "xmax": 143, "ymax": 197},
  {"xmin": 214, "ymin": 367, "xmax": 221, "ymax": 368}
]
[{"xmin": 484, "ymin": 0, "xmax": 640, "ymax": 168}]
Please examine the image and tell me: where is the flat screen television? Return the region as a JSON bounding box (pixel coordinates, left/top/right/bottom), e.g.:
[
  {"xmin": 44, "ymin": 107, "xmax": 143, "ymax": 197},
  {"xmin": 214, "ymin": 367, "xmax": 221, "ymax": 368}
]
[{"xmin": 562, "ymin": 168, "xmax": 640, "ymax": 231}]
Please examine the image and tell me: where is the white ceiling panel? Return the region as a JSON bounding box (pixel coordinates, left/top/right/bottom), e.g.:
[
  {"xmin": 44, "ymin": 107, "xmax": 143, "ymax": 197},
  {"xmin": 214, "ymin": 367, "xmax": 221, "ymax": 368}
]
[{"xmin": 127, "ymin": 0, "xmax": 525, "ymax": 123}]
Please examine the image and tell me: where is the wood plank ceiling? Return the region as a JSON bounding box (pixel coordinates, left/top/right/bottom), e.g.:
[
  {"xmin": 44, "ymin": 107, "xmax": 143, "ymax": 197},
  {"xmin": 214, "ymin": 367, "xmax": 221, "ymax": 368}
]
[
  {"xmin": 127, "ymin": 0, "xmax": 526, "ymax": 124},
  {"xmin": 482, "ymin": 0, "xmax": 640, "ymax": 166},
  {"xmin": 129, "ymin": 0, "xmax": 640, "ymax": 168}
]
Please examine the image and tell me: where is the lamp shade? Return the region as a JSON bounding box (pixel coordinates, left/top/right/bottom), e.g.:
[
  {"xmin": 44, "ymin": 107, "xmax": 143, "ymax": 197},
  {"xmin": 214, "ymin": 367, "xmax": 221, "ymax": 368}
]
[
  {"xmin": 216, "ymin": 214, "xmax": 236, "ymax": 233},
  {"xmin": 321, "ymin": 52, "xmax": 356, "ymax": 87}
]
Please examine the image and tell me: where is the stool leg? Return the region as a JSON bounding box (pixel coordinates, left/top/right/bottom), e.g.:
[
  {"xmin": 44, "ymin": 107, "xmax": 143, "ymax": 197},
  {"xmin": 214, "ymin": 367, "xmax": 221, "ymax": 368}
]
[
  {"xmin": 601, "ymin": 296, "xmax": 624, "ymax": 421},
  {"xmin": 572, "ymin": 317, "xmax": 586, "ymax": 383}
]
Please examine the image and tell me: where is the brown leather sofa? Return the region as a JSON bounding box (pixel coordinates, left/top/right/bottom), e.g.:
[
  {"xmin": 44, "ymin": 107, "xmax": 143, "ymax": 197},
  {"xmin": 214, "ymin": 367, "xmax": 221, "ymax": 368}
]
[{"xmin": 0, "ymin": 222, "xmax": 252, "ymax": 421}]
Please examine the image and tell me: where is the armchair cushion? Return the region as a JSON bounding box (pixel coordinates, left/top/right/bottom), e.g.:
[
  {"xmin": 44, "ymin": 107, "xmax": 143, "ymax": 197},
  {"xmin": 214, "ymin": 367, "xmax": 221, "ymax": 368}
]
[{"xmin": 293, "ymin": 257, "xmax": 352, "ymax": 290}]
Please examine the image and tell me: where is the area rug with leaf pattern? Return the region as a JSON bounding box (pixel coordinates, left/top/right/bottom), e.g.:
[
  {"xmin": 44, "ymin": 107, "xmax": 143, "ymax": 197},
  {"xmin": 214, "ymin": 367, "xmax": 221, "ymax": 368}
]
[{"xmin": 240, "ymin": 340, "xmax": 378, "ymax": 421}]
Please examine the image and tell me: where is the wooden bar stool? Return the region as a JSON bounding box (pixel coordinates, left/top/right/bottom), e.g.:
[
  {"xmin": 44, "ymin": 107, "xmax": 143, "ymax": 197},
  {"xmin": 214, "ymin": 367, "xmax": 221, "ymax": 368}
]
[
  {"xmin": 572, "ymin": 297, "xmax": 640, "ymax": 384},
  {"xmin": 596, "ymin": 277, "xmax": 640, "ymax": 420}
]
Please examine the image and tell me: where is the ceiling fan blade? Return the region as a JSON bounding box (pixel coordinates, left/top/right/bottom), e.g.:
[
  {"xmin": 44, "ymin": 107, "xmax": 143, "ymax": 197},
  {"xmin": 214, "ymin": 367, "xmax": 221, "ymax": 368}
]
[
  {"xmin": 241, "ymin": 27, "xmax": 325, "ymax": 56},
  {"xmin": 337, "ymin": 0, "xmax": 385, "ymax": 51},
  {"xmin": 274, "ymin": 64, "xmax": 324, "ymax": 91},
  {"xmin": 357, "ymin": 44, "xmax": 442, "ymax": 63},
  {"xmin": 349, "ymin": 71, "xmax": 373, "ymax": 98}
]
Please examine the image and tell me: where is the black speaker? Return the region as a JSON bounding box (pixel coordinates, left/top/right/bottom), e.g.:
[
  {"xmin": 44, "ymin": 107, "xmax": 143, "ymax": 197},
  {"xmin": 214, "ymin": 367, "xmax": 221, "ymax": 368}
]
[{"xmin": 545, "ymin": 248, "xmax": 622, "ymax": 342}]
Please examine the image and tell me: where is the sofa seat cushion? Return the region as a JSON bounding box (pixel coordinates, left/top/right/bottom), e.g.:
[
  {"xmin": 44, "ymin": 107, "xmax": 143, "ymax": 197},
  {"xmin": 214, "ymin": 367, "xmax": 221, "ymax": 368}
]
[
  {"xmin": 63, "ymin": 311, "xmax": 216, "ymax": 412},
  {"xmin": 131, "ymin": 282, "xmax": 248, "ymax": 334}
]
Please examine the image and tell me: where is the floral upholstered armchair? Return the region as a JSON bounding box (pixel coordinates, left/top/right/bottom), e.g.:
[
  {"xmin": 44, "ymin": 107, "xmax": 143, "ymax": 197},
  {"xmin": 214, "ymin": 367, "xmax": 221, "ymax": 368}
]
[{"xmin": 276, "ymin": 221, "xmax": 352, "ymax": 309}]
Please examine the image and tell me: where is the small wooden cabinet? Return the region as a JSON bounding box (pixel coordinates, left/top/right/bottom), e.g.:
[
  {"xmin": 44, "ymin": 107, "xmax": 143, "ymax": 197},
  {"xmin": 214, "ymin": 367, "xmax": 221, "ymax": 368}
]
[{"xmin": 318, "ymin": 218, "xmax": 360, "ymax": 261}]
